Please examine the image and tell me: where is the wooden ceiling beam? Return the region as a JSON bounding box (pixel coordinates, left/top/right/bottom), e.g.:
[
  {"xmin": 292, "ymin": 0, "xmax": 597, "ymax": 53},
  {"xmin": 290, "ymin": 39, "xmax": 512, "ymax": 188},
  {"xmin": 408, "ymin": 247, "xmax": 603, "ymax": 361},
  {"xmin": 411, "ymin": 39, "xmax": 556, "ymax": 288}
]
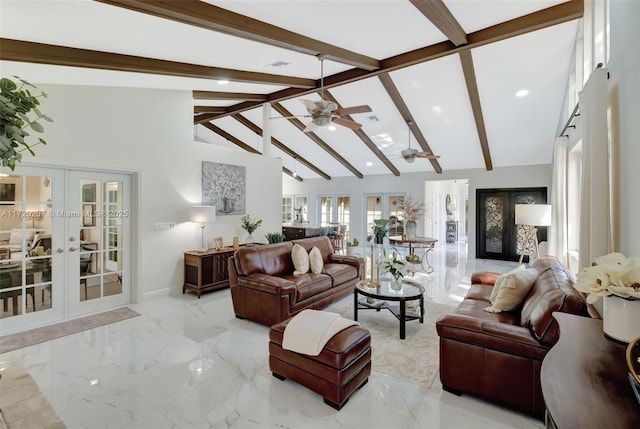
[
  {"xmin": 199, "ymin": 1, "xmax": 583, "ymax": 122},
  {"xmin": 377, "ymin": 74, "xmax": 442, "ymax": 174},
  {"xmin": 193, "ymin": 91, "xmax": 267, "ymax": 101},
  {"xmin": 96, "ymin": 0, "xmax": 380, "ymax": 71},
  {"xmin": 321, "ymin": 90, "xmax": 400, "ymax": 177},
  {"xmin": 459, "ymin": 50, "xmax": 493, "ymax": 171},
  {"xmin": 271, "ymin": 103, "xmax": 363, "ymax": 179},
  {"xmin": 231, "ymin": 114, "xmax": 331, "ymax": 180},
  {"xmin": 194, "ymin": 106, "xmax": 228, "ymax": 114},
  {"xmin": 409, "ymin": 0, "xmax": 467, "ymax": 46},
  {"xmin": 0, "ymin": 38, "xmax": 316, "ymax": 88}
]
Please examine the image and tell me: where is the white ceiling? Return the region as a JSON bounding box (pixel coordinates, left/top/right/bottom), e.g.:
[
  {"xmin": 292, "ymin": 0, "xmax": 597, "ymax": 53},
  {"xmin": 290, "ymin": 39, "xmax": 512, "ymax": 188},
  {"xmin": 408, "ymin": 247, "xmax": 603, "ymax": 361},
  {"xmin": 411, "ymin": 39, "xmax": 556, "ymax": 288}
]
[{"xmin": 0, "ymin": 0, "xmax": 580, "ymax": 180}]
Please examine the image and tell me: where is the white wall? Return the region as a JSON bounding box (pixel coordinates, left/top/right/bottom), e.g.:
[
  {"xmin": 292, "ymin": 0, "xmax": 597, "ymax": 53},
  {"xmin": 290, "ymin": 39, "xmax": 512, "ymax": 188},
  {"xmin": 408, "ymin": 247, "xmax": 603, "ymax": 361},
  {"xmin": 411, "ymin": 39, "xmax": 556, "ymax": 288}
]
[
  {"xmin": 283, "ymin": 163, "xmax": 551, "ymax": 259},
  {"xmin": 17, "ymin": 85, "xmax": 282, "ymax": 299},
  {"xmin": 609, "ymin": 0, "xmax": 640, "ymax": 257}
]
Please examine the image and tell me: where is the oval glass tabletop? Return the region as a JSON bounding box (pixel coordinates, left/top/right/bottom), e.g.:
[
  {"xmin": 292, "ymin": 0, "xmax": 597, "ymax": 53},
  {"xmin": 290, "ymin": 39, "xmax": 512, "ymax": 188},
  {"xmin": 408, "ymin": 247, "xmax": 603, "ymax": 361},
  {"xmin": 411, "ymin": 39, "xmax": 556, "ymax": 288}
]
[{"xmin": 356, "ymin": 278, "xmax": 424, "ymax": 300}]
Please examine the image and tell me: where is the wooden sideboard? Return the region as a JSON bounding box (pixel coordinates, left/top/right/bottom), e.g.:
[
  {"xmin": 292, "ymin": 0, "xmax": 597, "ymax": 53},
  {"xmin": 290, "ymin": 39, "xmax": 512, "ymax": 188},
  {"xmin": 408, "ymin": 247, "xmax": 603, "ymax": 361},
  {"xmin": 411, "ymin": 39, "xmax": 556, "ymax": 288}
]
[
  {"xmin": 282, "ymin": 225, "xmax": 324, "ymax": 241},
  {"xmin": 541, "ymin": 312, "xmax": 640, "ymax": 428},
  {"xmin": 183, "ymin": 248, "xmax": 236, "ymax": 298}
]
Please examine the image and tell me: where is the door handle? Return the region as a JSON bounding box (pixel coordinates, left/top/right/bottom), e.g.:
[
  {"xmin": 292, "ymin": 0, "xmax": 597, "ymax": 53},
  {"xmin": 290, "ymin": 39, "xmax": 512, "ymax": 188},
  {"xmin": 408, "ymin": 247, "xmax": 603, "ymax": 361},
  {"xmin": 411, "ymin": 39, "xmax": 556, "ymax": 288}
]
[
  {"xmin": 69, "ymin": 247, "xmax": 79, "ymax": 252},
  {"xmin": 56, "ymin": 248, "xmax": 64, "ymax": 253},
  {"xmin": 69, "ymin": 237, "xmax": 77, "ymax": 242}
]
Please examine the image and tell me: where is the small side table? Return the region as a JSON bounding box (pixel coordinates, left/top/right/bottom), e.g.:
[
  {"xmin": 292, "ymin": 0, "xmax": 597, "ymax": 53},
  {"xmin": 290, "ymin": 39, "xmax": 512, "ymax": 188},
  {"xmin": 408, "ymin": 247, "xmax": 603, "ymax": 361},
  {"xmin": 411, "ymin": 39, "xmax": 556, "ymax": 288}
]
[{"xmin": 183, "ymin": 248, "xmax": 236, "ymax": 298}]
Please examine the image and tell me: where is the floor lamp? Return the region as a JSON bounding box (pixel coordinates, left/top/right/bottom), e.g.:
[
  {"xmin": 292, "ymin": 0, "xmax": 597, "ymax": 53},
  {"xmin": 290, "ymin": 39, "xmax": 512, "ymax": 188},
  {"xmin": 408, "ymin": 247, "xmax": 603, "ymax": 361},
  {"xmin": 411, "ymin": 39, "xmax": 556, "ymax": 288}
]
[
  {"xmin": 515, "ymin": 204, "xmax": 552, "ymax": 265},
  {"xmin": 190, "ymin": 205, "xmax": 216, "ymax": 253}
]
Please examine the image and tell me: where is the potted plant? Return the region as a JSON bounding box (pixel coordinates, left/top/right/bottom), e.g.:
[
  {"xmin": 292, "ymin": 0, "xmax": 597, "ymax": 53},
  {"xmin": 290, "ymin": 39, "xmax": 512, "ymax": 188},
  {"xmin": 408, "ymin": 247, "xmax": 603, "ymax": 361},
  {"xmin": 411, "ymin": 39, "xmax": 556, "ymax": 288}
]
[
  {"xmin": 399, "ymin": 194, "xmax": 425, "ymax": 239},
  {"xmin": 382, "ymin": 250, "xmax": 407, "ymax": 290},
  {"xmin": 372, "ymin": 219, "xmax": 389, "ymax": 244},
  {"xmin": 346, "ymin": 237, "xmax": 359, "ymax": 256},
  {"xmin": 265, "ymin": 231, "xmax": 285, "ymax": 244},
  {"xmin": 240, "ymin": 214, "xmax": 262, "ymax": 246},
  {"xmin": 0, "ymin": 76, "xmax": 53, "ymax": 170}
]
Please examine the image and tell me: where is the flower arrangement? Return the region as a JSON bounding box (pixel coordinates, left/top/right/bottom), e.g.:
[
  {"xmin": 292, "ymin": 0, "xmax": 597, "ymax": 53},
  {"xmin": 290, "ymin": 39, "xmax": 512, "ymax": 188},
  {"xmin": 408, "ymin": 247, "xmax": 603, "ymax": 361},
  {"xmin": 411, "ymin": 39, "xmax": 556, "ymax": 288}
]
[
  {"xmin": 399, "ymin": 194, "xmax": 425, "ymax": 222},
  {"xmin": 573, "ymin": 252, "xmax": 640, "ymax": 303},
  {"xmin": 240, "ymin": 214, "xmax": 262, "ymax": 234},
  {"xmin": 382, "ymin": 250, "xmax": 407, "ymax": 281}
]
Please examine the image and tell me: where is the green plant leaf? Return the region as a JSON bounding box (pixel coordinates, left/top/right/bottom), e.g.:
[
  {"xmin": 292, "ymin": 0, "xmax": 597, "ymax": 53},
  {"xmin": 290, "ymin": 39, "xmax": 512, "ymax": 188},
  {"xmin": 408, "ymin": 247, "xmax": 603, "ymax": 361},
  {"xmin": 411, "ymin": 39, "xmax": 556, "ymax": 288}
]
[{"xmin": 29, "ymin": 121, "xmax": 44, "ymax": 133}]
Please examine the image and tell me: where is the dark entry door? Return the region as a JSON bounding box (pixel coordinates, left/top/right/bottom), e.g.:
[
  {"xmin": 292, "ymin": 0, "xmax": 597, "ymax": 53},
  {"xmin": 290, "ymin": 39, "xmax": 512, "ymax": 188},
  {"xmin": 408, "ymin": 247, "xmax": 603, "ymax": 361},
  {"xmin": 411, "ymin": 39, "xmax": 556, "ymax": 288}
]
[{"xmin": 476, "ymin": 188, "xmax": 547, "ymax": 261}]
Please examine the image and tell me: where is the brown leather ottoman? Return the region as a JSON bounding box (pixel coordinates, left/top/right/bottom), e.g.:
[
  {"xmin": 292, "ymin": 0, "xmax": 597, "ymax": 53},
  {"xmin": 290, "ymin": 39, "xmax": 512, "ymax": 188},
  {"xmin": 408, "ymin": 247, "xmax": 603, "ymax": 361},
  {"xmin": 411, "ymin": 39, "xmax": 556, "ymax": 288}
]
[{"xmin": 269, "ymin": 316, "xmax": 371, "ymax": 410}]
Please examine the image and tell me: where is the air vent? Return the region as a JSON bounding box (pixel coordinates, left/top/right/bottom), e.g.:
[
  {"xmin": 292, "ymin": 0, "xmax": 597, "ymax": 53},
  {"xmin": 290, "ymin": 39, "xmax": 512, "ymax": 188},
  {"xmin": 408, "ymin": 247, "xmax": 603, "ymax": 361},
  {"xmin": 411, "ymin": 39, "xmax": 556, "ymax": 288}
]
[
  {"xmin": 267, "ymin": 60, "xmax": 290, "ymax": 68},
  {"xmin": 367, "ymin": 115, "xmax": 379, "ymax": 122}
]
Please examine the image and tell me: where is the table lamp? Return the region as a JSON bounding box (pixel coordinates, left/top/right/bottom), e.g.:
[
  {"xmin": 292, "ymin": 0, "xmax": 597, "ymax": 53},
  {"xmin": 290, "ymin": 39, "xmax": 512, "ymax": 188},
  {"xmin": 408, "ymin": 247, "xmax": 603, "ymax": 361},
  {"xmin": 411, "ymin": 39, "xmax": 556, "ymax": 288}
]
[
  {"xmin": 190, "ymin": 205, "xmax": 216, "ymax": 252},
  {"xmin": 515, "ymin": 204, "xmax": 552, "ymax": 265}
]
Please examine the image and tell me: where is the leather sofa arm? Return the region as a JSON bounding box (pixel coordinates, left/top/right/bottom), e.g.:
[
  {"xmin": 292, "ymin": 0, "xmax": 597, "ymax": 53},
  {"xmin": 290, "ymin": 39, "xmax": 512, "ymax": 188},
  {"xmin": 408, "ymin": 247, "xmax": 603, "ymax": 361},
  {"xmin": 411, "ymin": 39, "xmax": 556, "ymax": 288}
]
[
  {"xmin": 237, "ymin": 274, "xmax": 297, "ymax": 301},
  {"xmin": 329, "ymin": 254, "xmax": 365, "ymax": 279},
  {"xmin": 471, "ymin": 271, "xmax": 500, "ymax": 286}
]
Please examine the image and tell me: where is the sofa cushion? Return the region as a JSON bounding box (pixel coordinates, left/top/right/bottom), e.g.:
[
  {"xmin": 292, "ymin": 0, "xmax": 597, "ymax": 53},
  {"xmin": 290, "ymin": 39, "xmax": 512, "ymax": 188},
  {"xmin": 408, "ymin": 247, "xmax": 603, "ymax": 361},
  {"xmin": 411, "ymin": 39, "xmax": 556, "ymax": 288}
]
[
  {"xmin": 485, "ymin": 268, "xmax": 539, "ymax": 313},
  {"xmin": 234, "ymin": 241, "xmax": 294, "ymax": 276},
  {"xmin": 8, "ymin": 228, "xmax": 39, "ymax": 246},
  {"xmin": 309, "ymin": 246, "xmax": 323, "ymax": 274},
  {"xmin": 292, "ymin": 236, "xmax": 334, "ymax": 262},
  {"xmin": 322, "ymin": 263, "xmax": 358, "ymax": 287},
  {"xmin": 490, "ymin": 265, "xmax": 526, "ymax": 303},
  {"xmin": 292, "ymin": 244, "xmax": 310, "ymax": 275},
  {"xmin": 520, "ymin": 257, "xmax": 588, "ymax": 346},
  {"xmin": 283, "ymin": 273, "xmax": 332, "ymax": 302}
]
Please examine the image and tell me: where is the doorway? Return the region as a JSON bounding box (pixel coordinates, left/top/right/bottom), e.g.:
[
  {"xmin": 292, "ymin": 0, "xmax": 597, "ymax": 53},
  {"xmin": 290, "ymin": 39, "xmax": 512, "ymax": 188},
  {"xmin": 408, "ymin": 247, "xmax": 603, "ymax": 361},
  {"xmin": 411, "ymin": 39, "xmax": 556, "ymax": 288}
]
[
  {"xmin": 0, "ymin": 167, "xmax": 132, "ymax": 334},
  {"xmin": 476, "ymin": 187, "xmax": 547, "ymax": 261}
]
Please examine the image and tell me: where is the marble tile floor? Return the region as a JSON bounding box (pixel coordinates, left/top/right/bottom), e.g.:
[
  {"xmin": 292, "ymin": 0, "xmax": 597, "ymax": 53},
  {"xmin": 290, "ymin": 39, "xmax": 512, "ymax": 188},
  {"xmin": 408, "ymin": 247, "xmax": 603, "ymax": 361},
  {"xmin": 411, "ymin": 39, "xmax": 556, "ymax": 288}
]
[{"xmin": 0, "ymin": 243, "xmax": 544, "ymax": 429}]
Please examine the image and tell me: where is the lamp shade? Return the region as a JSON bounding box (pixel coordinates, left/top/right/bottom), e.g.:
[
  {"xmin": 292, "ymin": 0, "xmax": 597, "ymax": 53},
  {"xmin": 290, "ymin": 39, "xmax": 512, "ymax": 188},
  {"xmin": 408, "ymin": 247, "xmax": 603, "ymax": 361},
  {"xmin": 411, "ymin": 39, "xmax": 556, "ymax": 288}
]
[
  {"xmin": 190, "ymin": 205, "xmax": 216, "ymax": 223},
  {"xmin": 515, "ymin": 204, "xmax": 552, "ymax": 226}
]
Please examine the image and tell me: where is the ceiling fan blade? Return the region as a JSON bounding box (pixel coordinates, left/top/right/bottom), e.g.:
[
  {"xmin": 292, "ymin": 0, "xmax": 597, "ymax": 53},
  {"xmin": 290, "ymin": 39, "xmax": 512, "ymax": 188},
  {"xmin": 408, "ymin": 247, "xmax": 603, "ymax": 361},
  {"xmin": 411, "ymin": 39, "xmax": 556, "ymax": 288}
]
[
  {"xmin": 300, "ymin": 99, "xmax": 321, "ymax": 113},
  {"xmin": 334, "ymin": 105, "xmax": 372, "ymax": 116},
  {"xmin": 303, "ymin": 121, "xmax": 318, "ymax": 133},
  {"xmin": 415, "ymin": 152, "xmax": 440, "ymax": 159},
  {"xmin": 332, "ymin": 116, "xmax": 362, "ymax": 130}
]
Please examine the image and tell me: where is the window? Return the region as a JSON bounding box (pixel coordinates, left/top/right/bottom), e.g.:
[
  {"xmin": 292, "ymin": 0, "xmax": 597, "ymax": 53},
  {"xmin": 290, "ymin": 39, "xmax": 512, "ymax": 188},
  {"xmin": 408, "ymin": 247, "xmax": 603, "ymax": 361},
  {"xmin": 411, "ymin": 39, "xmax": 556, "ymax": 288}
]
[
  {"xmin": 567, "ymin": 142, "xmax": 582, "ymax": 272},
  {"xmin": 282, "ymin": 194, "xmax": 307, "ymax": 224}
]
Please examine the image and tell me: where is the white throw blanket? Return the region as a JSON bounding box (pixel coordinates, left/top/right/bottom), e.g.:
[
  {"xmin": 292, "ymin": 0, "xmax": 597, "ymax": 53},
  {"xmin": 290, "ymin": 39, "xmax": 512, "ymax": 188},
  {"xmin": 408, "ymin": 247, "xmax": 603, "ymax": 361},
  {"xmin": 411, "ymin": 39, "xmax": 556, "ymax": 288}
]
[{"xmin": 282, "ymin": 309, "xmax": 359, "ymax": 356}]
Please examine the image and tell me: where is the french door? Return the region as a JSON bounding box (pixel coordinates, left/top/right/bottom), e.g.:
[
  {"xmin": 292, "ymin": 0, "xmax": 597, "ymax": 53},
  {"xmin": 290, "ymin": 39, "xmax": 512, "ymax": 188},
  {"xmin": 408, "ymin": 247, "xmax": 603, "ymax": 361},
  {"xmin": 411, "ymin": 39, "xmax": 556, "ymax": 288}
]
[
  {"xmin": 476, "ymin": 187, "xmax": 547, "ymax": 261},
  {"xmin": 0, "ymin": 167, "xmax": 131, "ymax": 334}
]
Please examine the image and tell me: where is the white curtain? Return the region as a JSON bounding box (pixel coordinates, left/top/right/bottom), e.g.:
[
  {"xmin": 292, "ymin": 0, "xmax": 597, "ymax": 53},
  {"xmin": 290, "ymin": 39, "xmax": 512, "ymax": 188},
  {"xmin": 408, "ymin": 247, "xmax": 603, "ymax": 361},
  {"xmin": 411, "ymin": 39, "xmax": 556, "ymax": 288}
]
[
  {"xmin": 578, "ymin": 67, "xmax": 611, "ymax": 269},
  {"xmin": 548, "ymin": 136, "xmax": 568, "ymax": 266}
]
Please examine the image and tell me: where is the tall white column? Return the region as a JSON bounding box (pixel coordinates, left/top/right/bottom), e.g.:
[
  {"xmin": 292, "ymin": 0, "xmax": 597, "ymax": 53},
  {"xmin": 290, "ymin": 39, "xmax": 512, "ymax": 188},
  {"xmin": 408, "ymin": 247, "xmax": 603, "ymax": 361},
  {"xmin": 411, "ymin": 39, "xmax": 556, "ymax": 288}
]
[{"xmin": 262, "ymin": 103, "xmax": 272, "ymax": 157}]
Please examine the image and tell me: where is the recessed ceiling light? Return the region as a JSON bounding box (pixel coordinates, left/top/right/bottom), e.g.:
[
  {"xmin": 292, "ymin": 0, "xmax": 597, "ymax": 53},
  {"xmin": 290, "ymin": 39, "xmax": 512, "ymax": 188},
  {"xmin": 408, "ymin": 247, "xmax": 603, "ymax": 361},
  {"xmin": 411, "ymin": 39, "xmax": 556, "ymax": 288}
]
[
  {"xmin": 432, "ymin": 106, "xmax": 442, "ymax": 114},
  {"xmin": 217, "ymin": 80, "xmax": 230, "ymax": 86},
  {"xmin": 328, "ymin": 125, "xmax": 336, "ymax": 131},
  {"xmin": 516, "ymin": 89, "xmax": 529, "ymax": 97},
  {"xmin": 366, "ymin": 162, "xmax": 373, "ymax": 167}
]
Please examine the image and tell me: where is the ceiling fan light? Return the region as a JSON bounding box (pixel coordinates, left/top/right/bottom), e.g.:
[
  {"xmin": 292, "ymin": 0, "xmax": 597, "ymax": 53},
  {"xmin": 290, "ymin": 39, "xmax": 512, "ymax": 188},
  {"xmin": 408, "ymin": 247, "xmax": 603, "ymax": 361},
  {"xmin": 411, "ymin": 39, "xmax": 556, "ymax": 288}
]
[{"xmin": 328, "ymin": 125, "xmax": 336, "ymax": 131}]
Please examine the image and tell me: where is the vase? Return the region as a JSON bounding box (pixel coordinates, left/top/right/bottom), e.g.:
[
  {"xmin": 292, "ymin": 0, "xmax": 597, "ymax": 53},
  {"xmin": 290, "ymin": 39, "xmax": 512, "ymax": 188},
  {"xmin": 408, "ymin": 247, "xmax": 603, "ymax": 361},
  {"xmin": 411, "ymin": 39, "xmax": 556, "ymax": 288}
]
[
  {"xmin": 405, "ymin": 220, "xmax": 417, "ymax": 239},
  {"xmin": 245, "ymin": 233, "xmax": 255, "ymax": 247},
  {"xmin": 603, "ymin": 295, "xmax": 640, "ymax": 343},
  {"xmin": 222, "ymin": 197, "xmax": 233, "ymax": 213},
  {"xmin": 390, "ymin": 277, "xmax": 403, "ymax": 290}
]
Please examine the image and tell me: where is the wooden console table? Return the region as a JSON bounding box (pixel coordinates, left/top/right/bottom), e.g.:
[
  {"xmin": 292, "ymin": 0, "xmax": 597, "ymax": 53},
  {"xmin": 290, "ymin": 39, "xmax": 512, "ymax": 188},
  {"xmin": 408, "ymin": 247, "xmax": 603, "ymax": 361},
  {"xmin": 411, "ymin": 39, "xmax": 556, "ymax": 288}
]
[
  {"xmin": 183, "ymin": 248, "xmax": 236, "ymax": 298},
  {"xmin": 541, "ymin": 312, "xmax": 639, "ymax": 428}
]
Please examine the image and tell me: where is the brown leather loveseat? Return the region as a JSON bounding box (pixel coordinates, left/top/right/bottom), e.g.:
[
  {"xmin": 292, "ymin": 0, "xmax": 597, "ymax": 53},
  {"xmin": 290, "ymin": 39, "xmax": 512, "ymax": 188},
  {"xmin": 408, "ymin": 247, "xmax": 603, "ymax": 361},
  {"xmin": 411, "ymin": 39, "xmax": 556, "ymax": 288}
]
[
  {"xmin": 436, "ymin": 256, "xmax": 594, "ymax": 418},
  {"xmin": 229, "ymin": 236, "xmax": 364, "ymax": 326}
]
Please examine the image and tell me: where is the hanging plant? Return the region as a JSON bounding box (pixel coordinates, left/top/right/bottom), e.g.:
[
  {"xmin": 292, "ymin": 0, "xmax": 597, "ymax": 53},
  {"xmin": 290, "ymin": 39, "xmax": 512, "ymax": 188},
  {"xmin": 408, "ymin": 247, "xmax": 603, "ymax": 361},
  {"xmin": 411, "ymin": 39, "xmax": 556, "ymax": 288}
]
[{"xmin": 0, "ymin": 76, "xmax": 53, "ymax": 170}]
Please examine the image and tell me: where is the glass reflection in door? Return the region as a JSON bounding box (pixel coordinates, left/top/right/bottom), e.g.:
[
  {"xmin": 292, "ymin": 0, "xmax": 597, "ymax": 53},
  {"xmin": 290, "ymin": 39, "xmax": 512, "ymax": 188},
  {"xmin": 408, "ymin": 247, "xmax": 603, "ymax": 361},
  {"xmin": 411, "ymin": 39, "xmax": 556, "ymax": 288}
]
[
  {"xmin": 0, "ymin": 174, "xmax": 53, "ymax": 319},
  {"xmin": 79, "ymin": 180, "xmax": 124, "ymax": 301}
]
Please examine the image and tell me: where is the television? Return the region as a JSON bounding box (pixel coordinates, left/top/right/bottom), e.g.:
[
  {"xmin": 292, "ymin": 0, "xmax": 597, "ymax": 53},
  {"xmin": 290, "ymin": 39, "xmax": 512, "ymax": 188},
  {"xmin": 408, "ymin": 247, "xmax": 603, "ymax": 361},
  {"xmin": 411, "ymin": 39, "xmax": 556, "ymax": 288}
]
[{"xmin": 0, "ymin": 183, "xmax": 16, "ymax": 203}]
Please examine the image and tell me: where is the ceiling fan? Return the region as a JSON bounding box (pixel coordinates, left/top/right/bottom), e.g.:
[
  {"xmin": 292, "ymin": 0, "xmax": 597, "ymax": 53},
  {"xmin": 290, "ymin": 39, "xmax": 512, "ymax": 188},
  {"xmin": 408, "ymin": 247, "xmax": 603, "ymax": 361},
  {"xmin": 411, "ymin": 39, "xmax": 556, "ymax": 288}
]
[
  {"xmin": 295, "ymin": 55, "xmax": 372, "ymax": 133},
  {"xmin": 390, "ymin": 122, "xmax": 440, "ymax": 163}
]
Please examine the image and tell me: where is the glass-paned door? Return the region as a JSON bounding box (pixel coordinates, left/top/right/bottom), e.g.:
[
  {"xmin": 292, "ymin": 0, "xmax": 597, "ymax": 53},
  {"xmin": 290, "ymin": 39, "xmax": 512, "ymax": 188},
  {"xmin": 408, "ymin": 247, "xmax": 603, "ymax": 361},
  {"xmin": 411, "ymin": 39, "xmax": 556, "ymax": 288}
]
[
  {"xmin": 336, "ymin": 196, "xmax": 351, "ymax": 241},
  {"xmin": 282, "ymin": 196, "xmax": 293, "ymax": 223},
  {"xmin": 69, "ymin": 172, "xmax": 130, "ymax": 317},
  {"xmin": 320, "ymin": 196, "xmax": 333, "ymax": 226},
  {"xmin": 388, "ymin": 195, "xmax": 404, "ymax": 237}
]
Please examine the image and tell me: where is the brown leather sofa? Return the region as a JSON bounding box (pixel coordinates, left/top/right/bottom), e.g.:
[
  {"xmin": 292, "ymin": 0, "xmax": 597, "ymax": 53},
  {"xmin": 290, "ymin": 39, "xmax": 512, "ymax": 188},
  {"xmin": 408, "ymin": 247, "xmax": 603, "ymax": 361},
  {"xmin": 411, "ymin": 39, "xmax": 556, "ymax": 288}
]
[
  {"xmin": 436, "ymin": 256, "xmax": 595, "ymax": 418},
  {"xmin": 229, "ymin": 236, "xmax": 364, "ymax": 326}
]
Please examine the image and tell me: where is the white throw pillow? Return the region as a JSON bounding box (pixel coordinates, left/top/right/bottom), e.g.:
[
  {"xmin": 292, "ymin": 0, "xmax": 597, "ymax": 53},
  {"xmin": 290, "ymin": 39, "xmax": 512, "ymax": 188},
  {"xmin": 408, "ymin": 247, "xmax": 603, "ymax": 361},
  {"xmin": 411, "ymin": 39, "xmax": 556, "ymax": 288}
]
[
  {"xmin": 292, "ymin": 244, "xmax": 310, "ymax": 275},
  {"xmin": 309, "ymin": 246, "xmax": 323, "ymax": 274},
  {"xmin": 489, "ymin": 265, "xmax": 525, "ymax": 303},
  {"xmin": 485, "ymin": 268, "xmax": 539, "ymax": 313}
]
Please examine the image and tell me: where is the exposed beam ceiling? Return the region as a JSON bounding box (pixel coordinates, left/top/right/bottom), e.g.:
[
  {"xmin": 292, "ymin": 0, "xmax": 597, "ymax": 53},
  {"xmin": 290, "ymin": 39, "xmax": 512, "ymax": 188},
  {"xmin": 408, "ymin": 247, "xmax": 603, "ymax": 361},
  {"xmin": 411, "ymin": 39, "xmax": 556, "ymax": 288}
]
[
  {"xmin": 194, "ymin": 106, "xmax": 227, "ymax": 113},
  {"xmin": 96, "ymin": 0, "xmax": 380, "ymax": 71},
  {"xmin": 192, "ymin": 91, "xmax": 267, "ymax": 101},
  {"xmin": 409, "ymin": 0, "xmax": 467, "ymax": 46}
]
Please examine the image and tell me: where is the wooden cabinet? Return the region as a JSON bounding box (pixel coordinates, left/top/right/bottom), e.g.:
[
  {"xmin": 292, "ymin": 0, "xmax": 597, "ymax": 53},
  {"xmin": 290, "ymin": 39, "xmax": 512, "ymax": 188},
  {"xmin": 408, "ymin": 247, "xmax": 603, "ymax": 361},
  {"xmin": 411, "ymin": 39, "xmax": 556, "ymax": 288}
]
[
  {"xmin": 282, "ymin": 226, "xmax": 323, "ymax": 241},
  {"xmin": 183, "ymin": 249, "xmax": 235, "ymax": 298}
]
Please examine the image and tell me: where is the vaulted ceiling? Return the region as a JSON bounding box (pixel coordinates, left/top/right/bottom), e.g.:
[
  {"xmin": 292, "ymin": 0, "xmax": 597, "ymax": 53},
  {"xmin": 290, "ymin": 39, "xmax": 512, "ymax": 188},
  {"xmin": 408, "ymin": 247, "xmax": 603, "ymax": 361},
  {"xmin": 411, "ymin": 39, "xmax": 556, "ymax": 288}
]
[{"xmin": 0, "ymin": 1, "xmax": 582, "ymax": 181}]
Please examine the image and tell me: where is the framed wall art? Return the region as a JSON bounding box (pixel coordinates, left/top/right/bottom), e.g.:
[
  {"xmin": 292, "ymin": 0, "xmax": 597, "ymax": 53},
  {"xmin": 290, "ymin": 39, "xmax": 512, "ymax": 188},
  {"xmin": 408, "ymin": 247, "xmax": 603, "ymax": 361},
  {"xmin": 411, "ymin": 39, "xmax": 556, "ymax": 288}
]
[{"xmin": 202, "ymin": 162, "xmax": 246, "ymax": 216}]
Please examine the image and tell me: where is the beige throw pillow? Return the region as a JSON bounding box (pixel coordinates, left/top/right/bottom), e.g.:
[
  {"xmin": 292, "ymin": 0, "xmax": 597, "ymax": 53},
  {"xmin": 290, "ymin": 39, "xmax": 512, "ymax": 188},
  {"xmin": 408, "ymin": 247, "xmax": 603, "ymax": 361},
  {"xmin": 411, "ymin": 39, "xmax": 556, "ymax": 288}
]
[
  {"xmin": 292, "ymin": 244, "xmax": 310, "ymax": 275},
  {"xmin": 309, "ymin": 246, "xmax": 323, "ymax": 274},
  {"xmin": 489, "ymin": 265, "xmax": 525, "ymax": 303},
  {"xmin": 485, "ymin": 268, "xmax": 539, "ymax": 313}
]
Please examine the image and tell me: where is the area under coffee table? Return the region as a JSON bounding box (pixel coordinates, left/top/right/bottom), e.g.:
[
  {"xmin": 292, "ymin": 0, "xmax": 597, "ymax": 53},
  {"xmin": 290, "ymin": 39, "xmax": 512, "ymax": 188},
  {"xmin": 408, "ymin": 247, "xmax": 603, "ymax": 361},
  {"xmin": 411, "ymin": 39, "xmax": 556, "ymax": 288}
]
[{"xmin": 354, "ymin": 278, "xmax": 424, "ymax": 339}]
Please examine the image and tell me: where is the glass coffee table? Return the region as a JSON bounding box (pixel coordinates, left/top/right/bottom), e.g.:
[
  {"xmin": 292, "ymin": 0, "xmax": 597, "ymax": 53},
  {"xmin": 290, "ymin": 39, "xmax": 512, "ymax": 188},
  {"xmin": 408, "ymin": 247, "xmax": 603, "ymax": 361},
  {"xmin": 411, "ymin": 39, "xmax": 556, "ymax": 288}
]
[{"xmin": 354, "ymin": 278, "xmax": 425, "ymax": 340}]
